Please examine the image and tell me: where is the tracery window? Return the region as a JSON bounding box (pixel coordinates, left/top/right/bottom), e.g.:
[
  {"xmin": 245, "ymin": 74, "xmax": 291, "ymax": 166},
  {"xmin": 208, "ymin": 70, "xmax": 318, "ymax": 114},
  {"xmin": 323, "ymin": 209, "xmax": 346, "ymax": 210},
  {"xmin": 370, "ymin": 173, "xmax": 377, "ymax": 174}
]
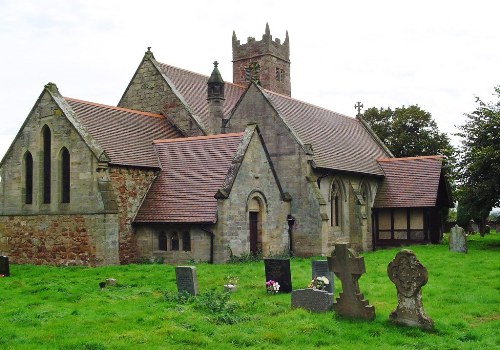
[{"xmin": 331, "ymin": 180, "xmax": 343, "ymax": 228}]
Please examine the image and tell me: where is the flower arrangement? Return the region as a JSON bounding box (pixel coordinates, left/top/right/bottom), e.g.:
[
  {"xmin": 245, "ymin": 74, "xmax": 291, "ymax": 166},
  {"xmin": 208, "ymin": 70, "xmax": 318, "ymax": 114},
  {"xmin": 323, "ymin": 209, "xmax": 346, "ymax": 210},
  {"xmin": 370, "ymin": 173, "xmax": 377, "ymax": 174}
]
[
  {"xmin": 308, "ymin": 276, "xmax": 329, "ymax": 291},
  {"xmin": 225, "ymin": 275, "xmax": 239, "ymax": 287},
  {"xmin": 265, "ymin": 280, "xmax": 280, "ymax": 294},
  {"xmin": 0, "ymin": 274, "xmax": 4, "ymax": 277}
]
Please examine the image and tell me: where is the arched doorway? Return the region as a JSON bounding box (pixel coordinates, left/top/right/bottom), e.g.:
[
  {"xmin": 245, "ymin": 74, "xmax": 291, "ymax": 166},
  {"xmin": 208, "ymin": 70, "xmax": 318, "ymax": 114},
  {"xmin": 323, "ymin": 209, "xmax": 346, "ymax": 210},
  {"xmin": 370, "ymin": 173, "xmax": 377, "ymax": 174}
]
[{"xmin": 248, "ymin": 197, "xmax": 262, "ymax": 255}]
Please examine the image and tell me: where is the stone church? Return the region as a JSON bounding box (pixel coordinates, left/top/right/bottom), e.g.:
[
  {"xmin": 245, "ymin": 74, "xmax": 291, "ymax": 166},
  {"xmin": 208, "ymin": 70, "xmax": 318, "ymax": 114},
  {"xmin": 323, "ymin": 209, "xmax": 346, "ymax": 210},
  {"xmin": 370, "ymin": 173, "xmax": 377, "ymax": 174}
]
[{"xmin": 0, "ymin": 24, "xmax": 452, "ymax": 265}]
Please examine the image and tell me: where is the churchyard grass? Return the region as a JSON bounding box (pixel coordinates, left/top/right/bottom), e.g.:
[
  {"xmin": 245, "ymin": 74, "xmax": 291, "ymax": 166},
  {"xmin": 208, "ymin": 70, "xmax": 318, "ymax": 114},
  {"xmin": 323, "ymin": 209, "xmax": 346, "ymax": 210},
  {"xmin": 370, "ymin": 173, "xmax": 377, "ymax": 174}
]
[{"xmin": 0, "ymin": 233, "xmax": 498, "ymax": 349}]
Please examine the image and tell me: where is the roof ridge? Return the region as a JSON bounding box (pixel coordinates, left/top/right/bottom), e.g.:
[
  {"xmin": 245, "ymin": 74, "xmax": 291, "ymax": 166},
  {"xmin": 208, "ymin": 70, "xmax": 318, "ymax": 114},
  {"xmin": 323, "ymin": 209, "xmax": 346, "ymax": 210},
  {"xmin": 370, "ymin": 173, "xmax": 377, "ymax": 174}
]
[
  {"xmin": 64, "ymin": 97, "xmax": 165, "ymax": 119},
  {"xmin": 154, "ymin": 132, "xmax": 244, "ymax": 144},
  {"xmin": 156, "ymin": 61, "xmax": 246, "ymax": 90},
  {"xmin": 262, "ymin": 88, "xmax": 353, "ymax": 121},
  {"xmin": 378, "ymin": 155, "xmax": 444, "ymax": 162}
]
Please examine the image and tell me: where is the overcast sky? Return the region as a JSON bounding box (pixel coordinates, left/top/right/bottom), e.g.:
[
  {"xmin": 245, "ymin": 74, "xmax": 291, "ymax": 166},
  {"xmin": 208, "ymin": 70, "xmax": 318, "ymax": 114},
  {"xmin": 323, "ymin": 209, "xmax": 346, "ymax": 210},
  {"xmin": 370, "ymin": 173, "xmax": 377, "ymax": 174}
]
[{"xmin": 1, "ymin": 0, "xmax": 499, "ymax": 160}]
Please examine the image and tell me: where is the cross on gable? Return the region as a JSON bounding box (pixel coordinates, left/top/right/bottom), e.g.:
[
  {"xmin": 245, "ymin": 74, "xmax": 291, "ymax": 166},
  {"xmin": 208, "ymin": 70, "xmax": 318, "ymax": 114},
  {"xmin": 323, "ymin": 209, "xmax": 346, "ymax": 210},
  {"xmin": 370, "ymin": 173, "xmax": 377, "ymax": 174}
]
[
  {"xmin": 354, "ymin": 101, "xmax": 364, "ymax": 117},
  {"xmin": 328, "ymin": 244, "xmax": 365, "ymax": 295}
]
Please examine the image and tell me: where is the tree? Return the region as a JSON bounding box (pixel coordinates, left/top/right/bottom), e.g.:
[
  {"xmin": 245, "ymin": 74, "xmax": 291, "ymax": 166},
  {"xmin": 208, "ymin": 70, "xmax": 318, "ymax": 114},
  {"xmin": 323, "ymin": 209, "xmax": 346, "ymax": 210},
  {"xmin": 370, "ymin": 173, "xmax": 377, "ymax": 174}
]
[
  {"xmin": 362, "ymin": 105, "xmax": 457, "ymax": 181},
  {"xmin": 456, "ymin": 86, "xmax": 500, "ymax": 234}
]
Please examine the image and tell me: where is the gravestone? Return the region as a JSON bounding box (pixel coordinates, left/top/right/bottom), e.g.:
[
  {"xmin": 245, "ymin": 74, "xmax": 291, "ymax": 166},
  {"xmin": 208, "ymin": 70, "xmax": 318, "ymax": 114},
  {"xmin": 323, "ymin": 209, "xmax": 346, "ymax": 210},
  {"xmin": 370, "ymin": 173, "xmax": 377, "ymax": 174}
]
[
  {"xmin": 264, "ymin": 258, "xmax": 292, "ymax": 293},
  {"xmin": 312, "ymin": 260, "xmax": 334, "ymax": 293},
  {"xmin": 175, "ymin": 266, "xmax": 198, "ymax": 295},
  {"xmin": 470, "ymin": 220, "xmax": 479, "ymax": 233},
  {"xmin": 291, "ymin": 288, "xmax": 333, "ymax": 312},
  {"xmin": 387, "ymin": 250, "xmax": 434, "ymax": 330},
  {"xmin": 327, "ymin": 243, "xmax": 375, "ymax": 320},
  {"xmin": 0, "ymin": 256, "xmax": 9, "ymax": 277},
  {"xmin": 449, "ymin": 225, "xmax": 467, "ymax": 253}
]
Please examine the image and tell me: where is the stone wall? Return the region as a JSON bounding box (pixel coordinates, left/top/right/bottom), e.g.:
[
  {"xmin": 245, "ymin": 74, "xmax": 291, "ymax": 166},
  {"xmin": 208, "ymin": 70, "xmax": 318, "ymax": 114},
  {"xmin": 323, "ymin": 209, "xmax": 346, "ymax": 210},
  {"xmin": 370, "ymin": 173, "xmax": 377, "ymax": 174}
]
[
  {"xmin": 232, "ymin": 28, "xmax": 291, "ymax": 96},
  {"xmin": 135, "ymin": 225, "xmax": 211, "ymax": 264},
  {"xmin": 108, "ymin": 166, "xmax": 157, "ymax": 264},
  {"xmin": 228, "ymin": 84, "xmax": 322, "ymax": 257},
  {"xmin": 214, "ymin": 128, "xmax": 290, "ymax": 262},
  {"xmin": 118, "ymin": 56, "xmax": 204, "ymax": 136}
]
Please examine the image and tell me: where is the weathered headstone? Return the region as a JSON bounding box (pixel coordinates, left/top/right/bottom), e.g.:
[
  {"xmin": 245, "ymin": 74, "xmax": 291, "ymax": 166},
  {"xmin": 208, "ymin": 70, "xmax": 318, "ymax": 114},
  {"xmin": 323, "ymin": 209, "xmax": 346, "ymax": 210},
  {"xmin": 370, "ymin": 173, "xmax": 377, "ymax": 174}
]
[
  {"xmin": 0, "ymin": 256, "xmax": 9, "ymax": 277},
  {"xmin": 291, "ymin": 288, "xmax": 333, "ymax": 312},
  {"xmin": 470, "ymin": 220, "xmax": 479, "ymax": 233},
  {"xmin": 175, "ymin": 266, "xmax": 198, "ymax": 295},
  {"xmin": 449, "ymin": 225, "xmax": 467, "ymax": 253},
  {"xmin": 327, "ymin": 244, "xmax": 375, "ymax": 320},
  {"xmin": 264, "ymin": 258, "xmax": 292, "ymax": 293},
  {"xmin": 312, "ymin": 260, "xmax": 334, "ymax": 294},
  {"xmin": 387, "ymin": 250, "xmax": 434, "ymax": 330}
]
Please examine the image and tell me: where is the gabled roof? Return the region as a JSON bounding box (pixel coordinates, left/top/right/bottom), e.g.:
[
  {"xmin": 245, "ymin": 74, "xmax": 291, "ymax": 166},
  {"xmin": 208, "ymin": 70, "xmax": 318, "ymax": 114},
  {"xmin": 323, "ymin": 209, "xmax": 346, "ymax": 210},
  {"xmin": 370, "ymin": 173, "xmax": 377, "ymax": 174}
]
[
  {"xmin": 155, "ymin": 61, "xmax": 391, "ymax": 176},
  {"xmin": 262, "ymin": 89, "xmax": 390, "ymax": 176},
  {"xmin": 134, "ymin": 132, "xmax": 244, "ymax": 223},
  {"xmin": 66, "ymin": 98, "xmax": 181, "ymax": 168},
  {"xmin": 373, "ymin": 156, "xmax": 445, "ymax": 208},
  {"xmin": 155, "ymin": 62, "xmax": 245, "ymax": 130}
]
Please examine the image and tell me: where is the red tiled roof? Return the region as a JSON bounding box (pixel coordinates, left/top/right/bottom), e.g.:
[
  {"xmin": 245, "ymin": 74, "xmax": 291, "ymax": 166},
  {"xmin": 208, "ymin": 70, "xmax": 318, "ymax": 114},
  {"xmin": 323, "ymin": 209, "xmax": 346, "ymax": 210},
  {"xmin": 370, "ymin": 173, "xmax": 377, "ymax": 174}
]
[
  {"xmin": 264, "ymin": 91, "xmax": 389, "ymax": 175},
  {"xmin": 134, "ymin": 132, "xmax": 244, "ymax": 223},
  {"xmin": 66, "ymin": 98, "xmax": 181, "ymax": 168},
  {"xmin": 373, "ymin": 156, "xmax": 444, "ymax": 208},
  {"xmin": 156, "ymin": 62, "xmax": 389, "ymax": 176},
  {"xmin": 155, "ymin": 62, "xmax": 245, "ymax": 129}
]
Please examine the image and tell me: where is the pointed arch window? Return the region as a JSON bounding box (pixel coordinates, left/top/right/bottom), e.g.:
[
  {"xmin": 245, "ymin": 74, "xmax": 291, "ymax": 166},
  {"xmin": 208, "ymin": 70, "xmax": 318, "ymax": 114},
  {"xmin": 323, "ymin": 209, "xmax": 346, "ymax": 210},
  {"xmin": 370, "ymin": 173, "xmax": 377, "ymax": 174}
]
[
  {"xmin": 171, "ymin": 232, "xmax": 179, "ymax": 251},
  {"xmin": 61, "ymin": 148, "xmax": 70, "ymax": 203},
  {"xmin": 42, "ymin": 126, "xmax": 51, "ymax": 204},
  {"xmin": 24, "ymin": 151, "xmax": 33, "ymax": 204},
  {"xmin": 158, "ymin": 231, "xmax": 167, "ymax": 251},
  {"xmin": 182, "ymin": 232, "xmax": 191, "ymax": 251},
  {"xmin": 331, "ymin": 181, "xmax": 343, "ymax": 228}
]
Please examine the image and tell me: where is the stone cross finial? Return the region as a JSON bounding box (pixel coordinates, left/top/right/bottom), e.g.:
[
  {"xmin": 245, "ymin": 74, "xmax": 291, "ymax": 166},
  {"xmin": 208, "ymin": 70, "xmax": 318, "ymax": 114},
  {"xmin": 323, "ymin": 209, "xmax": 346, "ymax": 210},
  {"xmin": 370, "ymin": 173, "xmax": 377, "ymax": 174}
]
[
  {"xmin": 327, "ymin": 244, "xmax": 375, "ymax": 320},
  {"xmin": 387, "ymin": 250, "xmax": 434, "ymax": 330},
  {"xmin": 355, "ymin": 102, "xmax": 364, "ymax": 118},
  {"xmin": 213, "ymin": 61, "xmax": 219, "ymax": 68}
]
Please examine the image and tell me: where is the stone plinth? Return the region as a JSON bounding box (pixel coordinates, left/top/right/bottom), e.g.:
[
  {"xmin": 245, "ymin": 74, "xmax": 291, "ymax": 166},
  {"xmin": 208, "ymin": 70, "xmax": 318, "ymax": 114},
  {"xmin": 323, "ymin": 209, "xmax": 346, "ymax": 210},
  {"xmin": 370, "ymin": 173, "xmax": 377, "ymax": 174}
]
[{"xmin": 291, "ymin": 288, "xmax": 333, "ymax": 312}]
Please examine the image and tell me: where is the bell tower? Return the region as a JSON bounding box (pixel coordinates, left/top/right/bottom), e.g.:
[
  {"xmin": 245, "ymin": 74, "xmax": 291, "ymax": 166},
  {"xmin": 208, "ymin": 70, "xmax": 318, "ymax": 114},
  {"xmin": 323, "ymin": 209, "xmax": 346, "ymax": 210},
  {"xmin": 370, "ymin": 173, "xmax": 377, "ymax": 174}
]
[{"xmin": 232, "ymin": 23, "xmax": 291, "ymax": 96}]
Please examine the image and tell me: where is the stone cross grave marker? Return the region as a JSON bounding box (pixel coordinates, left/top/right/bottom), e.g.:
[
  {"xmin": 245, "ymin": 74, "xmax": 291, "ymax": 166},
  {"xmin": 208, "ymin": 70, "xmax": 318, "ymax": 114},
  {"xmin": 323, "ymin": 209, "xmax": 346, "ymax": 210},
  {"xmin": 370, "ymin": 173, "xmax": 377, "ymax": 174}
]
[
  {"xmin": 291, "ymin": 288, "xmax": 333, "ymax": 312},
  {"xmin": 175, "ymin": 266, "xmax": 198, "ymax": 296},
  {"xmin": 327, "ymin": 243, "xmax": 375, "ymax": 320},
  {"xmin": 387, "ymin": 250, "xmax": 434, "ymax": 330},
  {"xmin": 312, "ymin": 260, "xmax": 334, "ymax": 294},
  {"xmin": 0, "ymin": 256, "xmax": 10, "ymax": 277},
  {"xmin": 264, "ymin": 258, "xmax": 292, "ymax": 293},
  {"xmin": 449, "ymin": 225, "xmax": 467, "ymax": 253}
]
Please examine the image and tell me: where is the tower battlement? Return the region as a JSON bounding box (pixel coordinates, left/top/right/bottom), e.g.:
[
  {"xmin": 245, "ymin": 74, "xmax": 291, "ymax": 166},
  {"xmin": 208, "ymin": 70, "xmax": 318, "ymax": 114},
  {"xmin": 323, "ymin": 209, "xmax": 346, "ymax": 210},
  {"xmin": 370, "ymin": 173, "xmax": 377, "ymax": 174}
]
[{"xmin": 232, "ymin": 23, "xmax": 291, "ymax": 96}]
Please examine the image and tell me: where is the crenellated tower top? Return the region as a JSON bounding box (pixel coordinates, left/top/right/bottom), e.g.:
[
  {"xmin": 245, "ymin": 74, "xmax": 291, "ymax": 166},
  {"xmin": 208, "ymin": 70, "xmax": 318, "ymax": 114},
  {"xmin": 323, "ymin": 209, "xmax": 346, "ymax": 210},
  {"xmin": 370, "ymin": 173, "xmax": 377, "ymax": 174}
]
[{"xmin": 232, "ymin": 23, "xmax": 291, "ymax": 96}]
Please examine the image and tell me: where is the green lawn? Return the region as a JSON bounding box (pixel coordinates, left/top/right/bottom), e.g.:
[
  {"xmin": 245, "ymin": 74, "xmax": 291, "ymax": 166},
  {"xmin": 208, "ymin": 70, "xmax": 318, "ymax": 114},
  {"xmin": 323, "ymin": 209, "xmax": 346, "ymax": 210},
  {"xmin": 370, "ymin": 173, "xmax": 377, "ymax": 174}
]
[{"xmin": 0, "ymin": 233, "xmax": 499, "ymax": 350}]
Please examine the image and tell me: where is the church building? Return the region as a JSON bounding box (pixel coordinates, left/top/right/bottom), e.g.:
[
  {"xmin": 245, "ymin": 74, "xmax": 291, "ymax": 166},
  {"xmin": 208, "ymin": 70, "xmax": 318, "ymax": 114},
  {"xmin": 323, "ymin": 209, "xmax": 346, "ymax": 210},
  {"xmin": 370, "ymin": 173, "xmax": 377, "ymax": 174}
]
[{"xmin": 0, "ymin": 24, "xmax": 452, "ymax": 265}]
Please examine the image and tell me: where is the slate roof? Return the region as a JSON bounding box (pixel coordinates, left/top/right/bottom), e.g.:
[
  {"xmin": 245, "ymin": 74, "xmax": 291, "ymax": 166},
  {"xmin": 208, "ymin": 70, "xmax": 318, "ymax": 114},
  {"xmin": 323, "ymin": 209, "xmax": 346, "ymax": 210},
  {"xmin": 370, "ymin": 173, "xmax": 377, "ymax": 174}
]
[
  {"xmin": 66, "ymin": 98, "xmax": 181, "ymax": 168},
  {"xmin": 373, "ymin": 156, "xmax": 444, "ymax": 208},
  {"xmin": 134, "ymin": 132, "xmax": 244, "ymax": 223},
  {"xmin": 155, "ymin": 61, "xmax": 390, "ymax": 176},
  {"xmin": 155, "ymin": 62, "xmax": 245, "ymax": 130}
]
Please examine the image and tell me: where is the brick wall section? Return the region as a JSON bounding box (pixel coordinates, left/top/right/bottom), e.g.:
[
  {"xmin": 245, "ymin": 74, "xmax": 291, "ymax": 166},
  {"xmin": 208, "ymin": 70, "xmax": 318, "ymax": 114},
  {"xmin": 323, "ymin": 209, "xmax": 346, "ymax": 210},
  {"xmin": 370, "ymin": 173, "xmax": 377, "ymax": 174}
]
[
  {"xmin": 118, "ymin": 57, "xmax": 204, "ymax": 136},
  {"xmin": 228, "ymin": 85, "xmax": 322, "ymax": 257},
  {"xmin": 108, "ymin": 166, "xmax": 157, "ymax": 264}
]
